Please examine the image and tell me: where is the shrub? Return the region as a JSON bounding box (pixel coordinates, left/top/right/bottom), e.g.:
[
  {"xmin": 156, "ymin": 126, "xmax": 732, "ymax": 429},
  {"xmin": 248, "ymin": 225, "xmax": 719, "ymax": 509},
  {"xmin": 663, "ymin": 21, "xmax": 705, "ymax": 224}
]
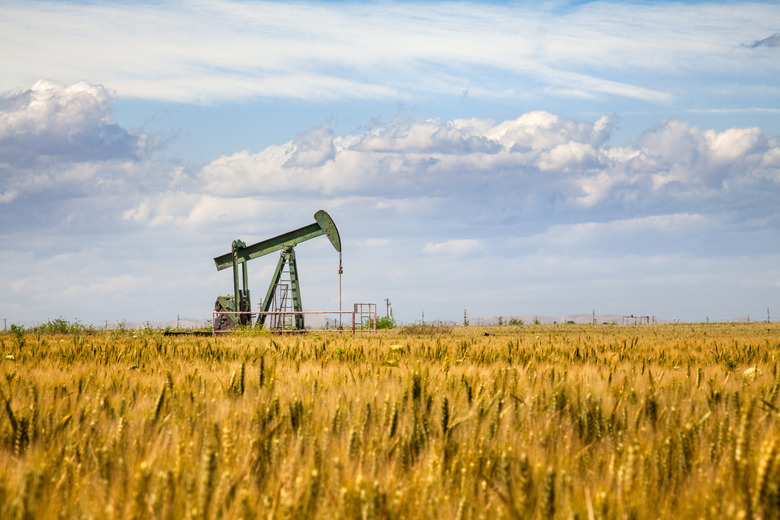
[
  {"xmin": 364, "ymin": 316, "xmax": 396, "ymax": 329},
  {"xmin": 29, "ymin": 316, "xmax": 93, "ymax": 334}
]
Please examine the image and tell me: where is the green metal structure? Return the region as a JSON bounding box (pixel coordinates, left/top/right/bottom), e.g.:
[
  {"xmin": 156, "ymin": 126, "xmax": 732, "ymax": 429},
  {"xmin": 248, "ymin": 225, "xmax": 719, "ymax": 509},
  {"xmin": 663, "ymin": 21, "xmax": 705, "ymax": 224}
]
[{"xmin": 213, "ymin": 210, "xmax": 341, "ymax": 331}]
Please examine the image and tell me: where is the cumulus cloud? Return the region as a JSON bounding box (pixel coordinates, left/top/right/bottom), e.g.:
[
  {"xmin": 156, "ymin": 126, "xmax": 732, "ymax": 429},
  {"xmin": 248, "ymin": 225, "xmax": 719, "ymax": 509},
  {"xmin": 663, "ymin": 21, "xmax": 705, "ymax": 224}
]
[
  {"xmin": 189, "ymin": 111, "xmax": 620, "ymax": 205},
  {"xmin": 2, "ymin": 81, "xmax": 777, "ymax": 319},
  {"xmin": 0, "ymin": 80, "xmax": 181, "ymax": 253},
  {"xmin": 636, "ymin": 120, "xmax": 766, "ymax": 191},
  {"xmin": 0, "ymin": 80, "xmax": 151, "ymax": 167},
  {"xmin": 1, "ymin": 80, "xmax": 778, "ymax": 324},
  {"xmin": 489, "ymin": 112, "xmax": 615, "ymax": 151},
  {"xmin": 0, "ymin": 80, "xmax": 166, "ymax": 215},
  {"xmin": 283, "ymin": 124, "xmax": 335, "ymax": 168},
  {"xmin": 354, "ymin": 117, "xmax": 502, "ymax": 155},
  {"xmin": 130, "ymin": 111, "xmax": 777, "ymax": 230},
  {"xmin": 0, "ymin": 82, "xmax": 738, "ymax": 261}
]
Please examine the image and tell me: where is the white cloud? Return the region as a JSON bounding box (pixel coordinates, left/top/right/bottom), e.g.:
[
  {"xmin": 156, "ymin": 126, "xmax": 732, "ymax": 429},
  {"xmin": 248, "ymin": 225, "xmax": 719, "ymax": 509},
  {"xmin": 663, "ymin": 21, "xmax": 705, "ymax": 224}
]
[
  {"xmin": 103, "ymin": 107, "xmax": 780, "ymax": 244},
  {"xmin": 0, "ymin": 80, "xmax": 151, "ymax": 166},
  {"xmin": 1, "ymin": 2, "xmax": 776, "ymax": 104},
  {"xmin": 0, "ymin": 80, "xmax": 109, "ymax": 138},
  {"xmin": 423, "ymin": 239, "xmax": 481, "ymax": 257},
  {"xmin": 361, "ymin": 238, "xmax": 391, "ymax": 248},
  {"xmin": 637, "ymin": 120, "xmax": 770, "ymax": 192},
  {"xmin": 538, "ymin": 142, "xmax": 603, "ymax": 173},
  {"xmin": 687, "ymin": 108, "xmax": 780, "ymax": 115},
  {"xmin": 59, "ymin": 274, "xmax": 152, "ymax": 300},
  {"xmin": 2, "ymin": 80, "xmax": 775, "ymax": 241},
  {"xmin": 0, "ymin": 189, "xmax": 19, "ymax": 203},
  {"xmin": 705, "ymin": 127, "xmax": 762, "ymax": 164},
  {"xmin": 488, "ymin": 112, "xmax": 615, "ymax": 151},
  {"xmin": 121, "ymin": 193, "xmax": 289, "ymax": 228},
  {"xmin": 373, "ymin": 197, "xmax": 444, "ymax": 214},
  {"xmin": 1, "ymin": 78, "xmax": 777, "ymax": 325},
  {"xmin": 0, "ymin": 80, "xmax": 165, "ymax": 223},
  {"xmin": 188, "ymin": 112, "xmax": 777, "ymax": 214},
  {"xmin": 283, "ymin": 124, "xmax": 335, "ymax": 168},
  {"xmin": 193, "ymin": 111, "xmax": 620, "ymax": 200},
  {"xmin": 762, "ymin": 146, "xmax": 780, "ymax": 173},
  {"xmin": 517, "ymin": 213, "xmax": 708, "ymax": 248},
  {"xmin": 573, "ymin": 170, "xmax": 629, "ymax": 207}
]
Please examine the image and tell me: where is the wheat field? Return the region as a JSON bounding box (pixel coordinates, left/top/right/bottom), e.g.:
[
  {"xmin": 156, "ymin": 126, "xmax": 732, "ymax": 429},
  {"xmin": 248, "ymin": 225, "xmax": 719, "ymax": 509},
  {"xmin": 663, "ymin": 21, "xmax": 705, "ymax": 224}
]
[{"xmin": 1, "ymin": 323, "xmax": 779, "ymax": 519}]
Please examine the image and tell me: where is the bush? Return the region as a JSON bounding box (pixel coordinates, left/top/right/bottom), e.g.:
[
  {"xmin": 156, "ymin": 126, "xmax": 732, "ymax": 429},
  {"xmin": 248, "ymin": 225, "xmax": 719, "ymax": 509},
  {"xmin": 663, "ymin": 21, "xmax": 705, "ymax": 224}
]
[
  {"xmin": 376, "ymin": 316, "xmax": 396, "ymax": 329},
  {"xmin": 400, "ymin": 321, "xmax": 453, "ymax": 335},
  {"xmin": 364, "ymin": 316, "xmax": 396, "ymax": 329},
  {"xmin": 28, "ymin": 317, "xmax": 93, "ymax": 334}
]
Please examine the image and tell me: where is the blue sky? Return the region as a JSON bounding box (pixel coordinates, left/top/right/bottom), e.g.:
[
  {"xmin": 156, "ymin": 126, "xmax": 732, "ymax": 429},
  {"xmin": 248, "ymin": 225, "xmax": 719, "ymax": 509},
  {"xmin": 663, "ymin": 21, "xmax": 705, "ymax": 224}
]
[{"xmin": 1, "ymin": 0, "xmax": 778, "ymax": 326}]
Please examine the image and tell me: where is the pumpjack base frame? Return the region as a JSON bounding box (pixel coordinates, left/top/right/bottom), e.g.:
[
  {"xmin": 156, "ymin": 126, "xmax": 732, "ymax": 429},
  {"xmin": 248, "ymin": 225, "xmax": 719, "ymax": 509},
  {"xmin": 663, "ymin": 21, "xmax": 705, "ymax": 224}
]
[{"xmin": 211, "ymin": 305, "xmax": 377, "ymax": 335}]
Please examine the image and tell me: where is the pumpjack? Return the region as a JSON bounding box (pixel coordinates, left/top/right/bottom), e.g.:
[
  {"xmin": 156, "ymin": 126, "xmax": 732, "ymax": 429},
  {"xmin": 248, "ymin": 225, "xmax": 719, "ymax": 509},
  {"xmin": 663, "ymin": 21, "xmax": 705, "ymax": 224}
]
[{"xmin": 213, "ymin": 210, "xmax": 342, "ymax": 331}]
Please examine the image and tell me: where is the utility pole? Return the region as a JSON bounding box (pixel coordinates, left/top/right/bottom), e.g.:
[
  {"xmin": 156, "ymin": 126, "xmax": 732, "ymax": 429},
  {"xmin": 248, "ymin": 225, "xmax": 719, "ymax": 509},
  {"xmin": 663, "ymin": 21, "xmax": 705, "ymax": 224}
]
[{"xmin": 385, "ymin": 298, "xmax": 391, "ymax": 319}]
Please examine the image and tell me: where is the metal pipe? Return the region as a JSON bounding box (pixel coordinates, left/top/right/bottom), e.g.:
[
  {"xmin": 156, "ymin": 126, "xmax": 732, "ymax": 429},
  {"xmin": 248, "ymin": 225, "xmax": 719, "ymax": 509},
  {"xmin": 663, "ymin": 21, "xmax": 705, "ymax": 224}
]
[{"xmin": 232, "ymin": 244, "xmax": 240, "ymax": 316}]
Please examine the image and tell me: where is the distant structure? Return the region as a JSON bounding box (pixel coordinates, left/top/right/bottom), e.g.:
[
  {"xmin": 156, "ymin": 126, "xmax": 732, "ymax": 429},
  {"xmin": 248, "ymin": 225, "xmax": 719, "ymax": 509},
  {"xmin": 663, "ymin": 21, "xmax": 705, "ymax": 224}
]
[{"xmin": 622, "ymin": 314, "xmax": 653, "ymax": 325}]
